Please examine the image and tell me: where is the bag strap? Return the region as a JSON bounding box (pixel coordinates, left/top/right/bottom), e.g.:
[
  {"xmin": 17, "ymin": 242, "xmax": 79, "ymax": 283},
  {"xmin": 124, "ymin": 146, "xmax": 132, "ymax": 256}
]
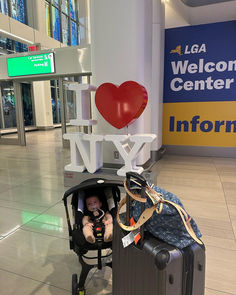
[
  {"xmin": 163, "ymin": 200, "xmax": 203, "ymax": 245},
  {"xmin": 116, "ymin": 195, "xmax": 158, "ymax": 231},
  {"xmin": 117, "ymin": 180, "xmax": 203, "ymax": 245},
  {"xmin": 123, "ymin": 180, "xmax": 147, "ymax": 203}
]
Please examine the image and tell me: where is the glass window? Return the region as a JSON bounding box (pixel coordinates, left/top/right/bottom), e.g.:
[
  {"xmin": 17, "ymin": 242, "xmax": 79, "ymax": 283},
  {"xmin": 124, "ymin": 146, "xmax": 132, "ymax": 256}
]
[
  {"xmin": 6, "ymin": 39, "xmax": 13, "ymax": 51},
  {"xmin": 58, "ymin": 99, "xmax": 61, "ymax": 123},
  {"xmin": 50, "ymin": 80, "xmax": 61, "ymax": 124},
  {"xmin": 0, "ymin": 36, "xmax": 27, "ymax": 55},
  {"xmin": 0, "ymin": 0, "xmax": 9, "ymax": 15},
  {"xmin": 11, "ymin": 0, "xmax": 27, "ymax": 24},
  {"xmin": 45, "ymin": 0, "xmax": 80, "ymax": 45},
  {"xmin": 70, "ymin": 0, "xmax": 76, "ymax": 20},
  {"xmin": 45, "ymin": 1, "xmax": 51, "ymax": 37},
  {"xmin": 52, "ymin": 6, "xmax": 61, "ymax": 41},
  {"xmin": 62, "ymin": 14, "xmax": 70, "ymax": 45},
  {"xmin": 61, "ymin": 0, "xmax": 69, "ymax": 14},
  {"xmin": 0, "ymin": 0, "xmax": 27, "ymax": 25},
  {"xmin": 0, "ymin": 37, "xmax": 14, "ymax": 54},
  {"xmin": 51, "ymin": 88, "xmax": 58, "ymax": 124},
  {"xmin": 67, "ymin": 90, "xmax": 76, "ymax": 120},
  {"xmin": 71, "ymin": 20, "xmax": 78, "ymax": 46},
  {"xmin": 15, "ymin": 41, "xmax": 28, "ymax": 52},
  {"xmin": 79, "ymin": 17, "xmax": 85, "ymax": 43},
  {"xmin": 52, "ymin": 0, "xmax": 60, "ymax": 7},
  {"xmin": 1, "ymin": 82, "xmax": 17, "ymax": 128},
  {"xmin": 0, "ymin": 110, "xmax": 2, "ymax": 129},
  {"xmin": 21, "ymin": 83, "xmax": 34, "ymax": 126}
]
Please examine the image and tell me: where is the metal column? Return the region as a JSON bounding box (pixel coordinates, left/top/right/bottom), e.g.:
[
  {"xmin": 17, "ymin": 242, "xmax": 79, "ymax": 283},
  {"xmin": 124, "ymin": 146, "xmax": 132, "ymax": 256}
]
[
  {"xmin": 59, "ymin": 77, "xmax": 69, "ymax": 148},
  {"xmin": 14, "ymin": 81, "xmax": 26, "ymax": 146}
]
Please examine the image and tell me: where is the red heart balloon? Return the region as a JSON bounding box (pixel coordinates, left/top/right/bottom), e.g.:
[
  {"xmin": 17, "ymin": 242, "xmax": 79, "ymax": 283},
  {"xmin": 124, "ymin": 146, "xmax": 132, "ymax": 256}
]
[{"xmin": 95, "ymin": 81, "xmax": 148, "ymax": 129}]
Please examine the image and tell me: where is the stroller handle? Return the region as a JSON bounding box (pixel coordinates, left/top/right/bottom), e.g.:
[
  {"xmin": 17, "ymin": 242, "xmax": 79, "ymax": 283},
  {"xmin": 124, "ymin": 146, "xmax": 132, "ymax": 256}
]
[{"xmin": 63, "ymin": 179, "xmax": 123, "ymax": 201}]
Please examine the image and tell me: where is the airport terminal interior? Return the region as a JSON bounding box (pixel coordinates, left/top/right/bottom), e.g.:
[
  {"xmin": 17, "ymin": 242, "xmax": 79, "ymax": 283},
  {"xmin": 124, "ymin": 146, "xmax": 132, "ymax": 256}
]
[
  {"xmin": 0, "ymin": 129, "xmax": 235, "ymax": 295},
  {"xmin": 0, "ymin": 0, "xmax": 236, "ymax": 295}
]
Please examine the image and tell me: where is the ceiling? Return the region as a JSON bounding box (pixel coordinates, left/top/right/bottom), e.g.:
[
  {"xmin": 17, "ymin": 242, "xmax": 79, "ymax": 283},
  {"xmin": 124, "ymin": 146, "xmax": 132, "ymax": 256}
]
[{"xmin": 166, "ymin": 0, "xmax": 236, "ymax": 27}]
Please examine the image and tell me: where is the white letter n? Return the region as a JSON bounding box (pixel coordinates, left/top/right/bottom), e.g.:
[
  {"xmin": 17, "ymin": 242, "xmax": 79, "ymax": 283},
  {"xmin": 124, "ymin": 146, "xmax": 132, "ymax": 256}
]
[{"xmin": 63, "ymin": 133, "xmax": 104, "ymax": 173}]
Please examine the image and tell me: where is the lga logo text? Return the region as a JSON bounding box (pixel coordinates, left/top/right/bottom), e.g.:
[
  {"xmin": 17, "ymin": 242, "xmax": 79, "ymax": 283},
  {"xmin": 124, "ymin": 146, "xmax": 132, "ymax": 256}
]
[{"xmin": 170, "ymin": 44, "xmax": 206, "ymax": 56}]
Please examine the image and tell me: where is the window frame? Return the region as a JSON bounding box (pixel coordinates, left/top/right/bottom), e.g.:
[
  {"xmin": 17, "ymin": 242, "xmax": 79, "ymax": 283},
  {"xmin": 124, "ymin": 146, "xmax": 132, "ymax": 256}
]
[
  {"xmin": 45, "ymin": 0, "xmax": 80, "ymax": 45},
  {"xmin": 0, "ymin": 36, "xmax": 28, "ymax": 55},
  {"xmin": 51, "ymin": 4, "xmax": 61, "ymax": 41},
  {"xmin": 1, "ymin": 0, "xmax": 28, "ymax": 25}
]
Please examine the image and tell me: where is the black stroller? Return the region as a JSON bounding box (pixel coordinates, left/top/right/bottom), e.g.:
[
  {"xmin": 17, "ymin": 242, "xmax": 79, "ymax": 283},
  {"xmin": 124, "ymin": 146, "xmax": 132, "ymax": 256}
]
[{"xmin": 63, "ymin": 177, "xmax": 122, "ymax": 295}]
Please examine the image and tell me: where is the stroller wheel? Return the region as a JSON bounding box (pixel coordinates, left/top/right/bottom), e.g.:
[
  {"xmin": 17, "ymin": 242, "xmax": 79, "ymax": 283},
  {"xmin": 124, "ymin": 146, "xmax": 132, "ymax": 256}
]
[{"xmin": 72, "ymin": 274, "xmax": 78, "ymax": 295}]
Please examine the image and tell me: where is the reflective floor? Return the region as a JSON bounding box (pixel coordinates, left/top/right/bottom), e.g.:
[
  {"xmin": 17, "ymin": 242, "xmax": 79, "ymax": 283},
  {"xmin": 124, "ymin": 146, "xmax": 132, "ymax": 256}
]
[{"xmin": 0, "ymin": 129, "xmax": 235, "ymax": 295}]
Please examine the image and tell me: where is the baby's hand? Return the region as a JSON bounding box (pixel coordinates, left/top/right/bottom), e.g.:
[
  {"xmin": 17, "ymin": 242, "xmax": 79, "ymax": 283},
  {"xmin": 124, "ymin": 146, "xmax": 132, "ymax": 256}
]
[
  {"xmin": 103, "ymin": 220, "xmax": 111, "ymax": 226},
  {"xmin": 93, "ymin": 210, "xmax": 99, "ymax": 217},
  {"xmin": 86, "ymin": 222, "xmax": 94, "ymax": 228}
]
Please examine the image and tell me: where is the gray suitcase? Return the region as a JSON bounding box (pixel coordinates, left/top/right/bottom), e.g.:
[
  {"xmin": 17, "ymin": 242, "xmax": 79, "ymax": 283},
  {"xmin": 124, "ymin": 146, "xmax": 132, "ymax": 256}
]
[
  {"xmin": 112, "ymin": 219, "xmax": 205, "ymax": 295},
  {"xmin": 112, "ymin": 172, "xmax": 205, "ymax": 295}
]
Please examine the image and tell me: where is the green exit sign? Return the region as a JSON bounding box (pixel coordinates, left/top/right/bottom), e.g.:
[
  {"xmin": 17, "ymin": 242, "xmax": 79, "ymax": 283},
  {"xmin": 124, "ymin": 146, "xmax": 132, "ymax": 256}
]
[{"xmin": 7, "ymin": 52, "xmax": 55, "ymax": 77}]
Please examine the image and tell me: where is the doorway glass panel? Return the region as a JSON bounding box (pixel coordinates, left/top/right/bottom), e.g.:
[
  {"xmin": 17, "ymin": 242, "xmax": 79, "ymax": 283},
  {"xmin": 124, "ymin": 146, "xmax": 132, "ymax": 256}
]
[
  {"xmin": 50, "ymin": 80, "xmax": 61, "ymax": 124},
  {"xmin": 0, "ymin": 81, "xmax": 34, "ymax": 130},
  {"xmin": 66, "ymin": 89, "xmax": 76, "ymax": 121},
  {"xmin": 51, "ymin": 87, "xmax": 57, "ymax": 124},
  {"xmin": 58, "ymin": 98, "xmax": 61, "ymax": 123},
  {"xmin": 1, "ymin": 81, "xmax": 16, "ymax": 128},
  {"xmin": 21, "ymin": 83, "xmax": 34, "ymax": 126},
  {"xmin": 0, "ymin": 103, "xmax": 3, "ymax": 129},
  {"xmin": 0, "ymin": 81, "xmax": 17, "ymax": 140}
]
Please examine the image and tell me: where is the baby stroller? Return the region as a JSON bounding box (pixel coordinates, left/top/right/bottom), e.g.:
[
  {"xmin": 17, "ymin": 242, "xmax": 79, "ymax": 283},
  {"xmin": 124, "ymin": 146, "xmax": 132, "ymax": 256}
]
[{"xmin": 63, "ymin": 177, "xmax": 122, "ymax": 295}]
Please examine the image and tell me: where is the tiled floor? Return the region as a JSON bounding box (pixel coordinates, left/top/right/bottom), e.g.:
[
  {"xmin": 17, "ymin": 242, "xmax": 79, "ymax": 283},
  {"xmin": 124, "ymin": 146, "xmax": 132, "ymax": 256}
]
[{"xmin": 0, "ymin": 129, "xmax": 235, "ymax": 295}]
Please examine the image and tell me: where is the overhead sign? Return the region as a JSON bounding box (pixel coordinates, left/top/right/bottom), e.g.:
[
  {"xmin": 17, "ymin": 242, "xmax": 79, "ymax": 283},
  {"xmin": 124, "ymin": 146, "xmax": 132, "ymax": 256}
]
[
  {"xmin": 163, "ymin": 21, "xmax": 236, "ymax": 147},
  {"xmin": 7, "ymin": 52, "xmax": 55, "ymax": 77}
]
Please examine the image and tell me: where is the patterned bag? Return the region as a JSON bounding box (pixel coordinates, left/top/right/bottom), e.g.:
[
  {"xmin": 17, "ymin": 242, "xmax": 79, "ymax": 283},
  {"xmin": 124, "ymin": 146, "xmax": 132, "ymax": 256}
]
[{"xmin": 117, "ymin": 173, "xmax": 202, "ymax": 249}]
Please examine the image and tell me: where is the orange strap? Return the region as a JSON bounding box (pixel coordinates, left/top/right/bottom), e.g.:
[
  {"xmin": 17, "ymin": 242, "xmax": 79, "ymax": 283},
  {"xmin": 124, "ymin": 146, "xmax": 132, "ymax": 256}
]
[{"xmin": 130, "ymin": 218, "xmax": 141, "ymax": 245}]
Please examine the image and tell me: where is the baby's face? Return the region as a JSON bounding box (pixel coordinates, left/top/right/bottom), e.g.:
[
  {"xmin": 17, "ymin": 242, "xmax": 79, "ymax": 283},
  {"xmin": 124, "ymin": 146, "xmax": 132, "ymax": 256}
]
[{"xmin": 86, "ymin": 196, "xmax": 101, "ymax": 212}]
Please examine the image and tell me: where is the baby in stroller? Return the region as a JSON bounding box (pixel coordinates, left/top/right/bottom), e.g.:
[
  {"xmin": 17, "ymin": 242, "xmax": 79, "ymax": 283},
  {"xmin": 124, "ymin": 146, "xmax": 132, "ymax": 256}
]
[
  {"xmin": 63, "ymin": 178, "xmax": 122, "ymax": 295},
  {"xmin": 82, "ymin": 194, "xmax": 113, "ymax": 243}
]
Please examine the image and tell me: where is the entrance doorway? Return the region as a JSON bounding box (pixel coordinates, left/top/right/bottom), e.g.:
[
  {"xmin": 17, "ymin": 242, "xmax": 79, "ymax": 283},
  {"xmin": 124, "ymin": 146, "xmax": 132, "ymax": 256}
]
[
  {"xmin": 0, "ymin": 45, "xmax": 91, "ymax": 146},
  {"xmin": 21, "ymin": 83, "xmax": 35, "ymax": 127},
  {"xmin": 0, "ymin": 81, "xmax": 35, "ymax": 130},
  {"xmin": 50, "ymin": 80, "xmax": 61, "ymax": 124},
  {"xmin": 0, "ymin": 81, "xmax": 16, "ymax": 129},
  {"xmin": 50, "ymin": 79, "xmax": 76, "ymax": 126}
]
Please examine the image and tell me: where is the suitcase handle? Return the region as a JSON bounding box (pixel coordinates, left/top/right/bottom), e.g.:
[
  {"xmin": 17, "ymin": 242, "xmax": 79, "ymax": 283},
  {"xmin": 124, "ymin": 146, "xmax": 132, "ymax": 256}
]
[
  {"xmin": 126, "ymin": 171, "xmax": 147, "ymax": 187},
  {"xmin": 125, "ymin": 172, "xmax": 147, "ymax": 242}
]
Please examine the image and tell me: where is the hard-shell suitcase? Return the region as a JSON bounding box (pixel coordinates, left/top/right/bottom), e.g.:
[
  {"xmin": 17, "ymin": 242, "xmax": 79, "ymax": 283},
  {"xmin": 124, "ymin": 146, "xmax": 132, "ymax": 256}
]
[
  {"xmin": 112, "ymin": 172, "xmax": 205, "ymax": 295},
  {"xmin": 112, "ymin": 217, "xmax": 205, "ymax": 295}
]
